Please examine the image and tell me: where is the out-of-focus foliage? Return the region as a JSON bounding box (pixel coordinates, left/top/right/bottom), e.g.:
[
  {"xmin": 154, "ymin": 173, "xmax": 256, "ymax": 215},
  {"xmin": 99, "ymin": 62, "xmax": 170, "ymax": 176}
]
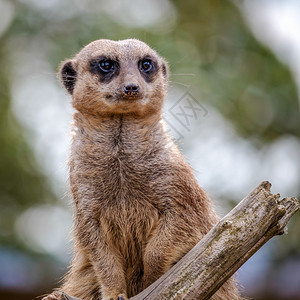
[
  {"xmin": 0, "ymin": 0, "xmax": 299, "ymax": 299},
  {"xmin": 0, "ymin": 45, "xmax": 56, "ymax": 249},
  {"xmin": 172, "ymin": 0, "xmax": 300, "ymax": 142}
]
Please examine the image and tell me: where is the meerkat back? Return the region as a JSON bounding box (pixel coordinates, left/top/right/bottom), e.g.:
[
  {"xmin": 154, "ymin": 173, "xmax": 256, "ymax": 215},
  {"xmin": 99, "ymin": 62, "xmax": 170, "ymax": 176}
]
[{"xmin": 42, "ymin": 39, "xmax": 242, "ymax": 300}]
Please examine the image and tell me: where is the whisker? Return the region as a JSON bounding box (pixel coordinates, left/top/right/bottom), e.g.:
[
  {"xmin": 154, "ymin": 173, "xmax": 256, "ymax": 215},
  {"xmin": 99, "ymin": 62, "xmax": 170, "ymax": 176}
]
[
  {"xmin": 169, "ymin": 80, "xmax": 192, "ymax": 88},
  {"xmin": 170, "ymin": 73, "xmax": 195, "ymax": 76}
]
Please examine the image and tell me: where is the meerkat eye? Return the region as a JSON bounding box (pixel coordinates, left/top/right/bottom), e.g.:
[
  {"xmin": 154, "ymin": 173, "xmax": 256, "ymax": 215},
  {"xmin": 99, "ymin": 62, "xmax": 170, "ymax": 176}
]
[
  {"xmin": 98, "ymin": 59, "xmax": 116, "ymax": 73},
  {"xmin": 139, "ymin": 59, "xmax": 153, "ymax": 73}
]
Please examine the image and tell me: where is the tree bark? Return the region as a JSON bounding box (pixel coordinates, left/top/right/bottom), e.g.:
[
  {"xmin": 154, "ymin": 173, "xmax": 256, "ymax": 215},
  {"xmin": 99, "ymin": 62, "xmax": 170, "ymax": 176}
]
[{"xmin": 60, "ymin": 181, "xmax": 299, "ymax": 300}]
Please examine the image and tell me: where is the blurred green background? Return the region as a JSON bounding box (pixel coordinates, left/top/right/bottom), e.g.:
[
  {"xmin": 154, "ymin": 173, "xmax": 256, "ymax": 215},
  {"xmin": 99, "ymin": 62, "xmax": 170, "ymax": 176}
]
[{"xmin": 0, "ymin": 0, "xmax": 299, "ymax": 299}]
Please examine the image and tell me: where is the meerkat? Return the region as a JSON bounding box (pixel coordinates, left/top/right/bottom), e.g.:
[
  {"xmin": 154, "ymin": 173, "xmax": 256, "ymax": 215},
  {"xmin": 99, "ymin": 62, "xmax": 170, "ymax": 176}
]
[{"xmin": 42, "ymin": 39, "xmax": 242, "ymax": 300}]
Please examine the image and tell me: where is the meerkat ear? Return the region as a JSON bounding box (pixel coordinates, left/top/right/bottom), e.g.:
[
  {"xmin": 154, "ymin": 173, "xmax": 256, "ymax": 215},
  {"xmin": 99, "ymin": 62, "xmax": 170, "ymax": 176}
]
[{"xmin": 59, "ymin": 60, "xmax": 77, "ymax": 94}]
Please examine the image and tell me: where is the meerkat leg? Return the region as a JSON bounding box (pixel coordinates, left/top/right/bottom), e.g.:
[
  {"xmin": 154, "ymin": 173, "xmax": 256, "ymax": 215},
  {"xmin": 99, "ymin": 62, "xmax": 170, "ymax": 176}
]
[
  {"xmin": 60, "ymin": 250, "xmax": 101, "ymax": 300},
  {"xmin": 79, "ymin": 239, "xmax": 127, "ymax": 299},
  {"xmin": 142, "ymin": 214, "xmax": 200, "ymax": 288},
  {"xmin": 63, "ymin": 246, "xmax": 127, "ymax": 300},
  {"xmin": 73, "ymin": 212, "xmax": 128, "ymax": 299},
  {"xmin": 89, "ymin": 249, "xmax": 128, "ymax": 300},
  {"xmin": 42, "ymin": 250, "xmax": 101, "ymax": 300}
]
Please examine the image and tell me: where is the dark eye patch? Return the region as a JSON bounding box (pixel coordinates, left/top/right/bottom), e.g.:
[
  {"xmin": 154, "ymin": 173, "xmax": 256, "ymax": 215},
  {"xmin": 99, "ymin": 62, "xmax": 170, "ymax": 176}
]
[
  {"xmin": 90, "ymin": 56, "xmax": 120, "ymax": 83},
  {"xmin": 138, "ymin": 56, "xmax": 158, "ymax": 83}
]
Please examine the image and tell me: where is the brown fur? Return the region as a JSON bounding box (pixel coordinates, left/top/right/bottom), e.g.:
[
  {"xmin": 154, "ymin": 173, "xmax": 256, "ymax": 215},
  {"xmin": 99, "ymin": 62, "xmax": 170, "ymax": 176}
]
[{"xmin": 42, "ymin": 39, "xmax": 242, "ymax": 300}]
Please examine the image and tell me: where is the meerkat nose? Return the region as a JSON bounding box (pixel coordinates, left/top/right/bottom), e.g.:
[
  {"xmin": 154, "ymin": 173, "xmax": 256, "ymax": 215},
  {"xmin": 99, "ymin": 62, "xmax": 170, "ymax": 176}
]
[{"xmin": 123, "ymin": 83, "xmax": 140, "ymax": 95}]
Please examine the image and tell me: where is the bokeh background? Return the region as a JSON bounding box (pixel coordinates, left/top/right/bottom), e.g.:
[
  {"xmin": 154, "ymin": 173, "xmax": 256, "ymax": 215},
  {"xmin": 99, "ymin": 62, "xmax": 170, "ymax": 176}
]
[{"xmin": 0, "ymin": 0, "xmax": 299, "ymax": 299}]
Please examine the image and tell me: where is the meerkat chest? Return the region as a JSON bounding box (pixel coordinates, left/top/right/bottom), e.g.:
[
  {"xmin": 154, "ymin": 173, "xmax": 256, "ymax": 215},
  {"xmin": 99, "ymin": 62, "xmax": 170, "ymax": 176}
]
[
  {"xmin": 71, "ymin": 147, "xmax": 159, "ymax": 241},
  {"xmin": 71, "ymin": 135, "xmax": 166, "ymax": 208},
  {"xmin": 70, "ymin": 121, "xmax": 173, "ymax": 256}
]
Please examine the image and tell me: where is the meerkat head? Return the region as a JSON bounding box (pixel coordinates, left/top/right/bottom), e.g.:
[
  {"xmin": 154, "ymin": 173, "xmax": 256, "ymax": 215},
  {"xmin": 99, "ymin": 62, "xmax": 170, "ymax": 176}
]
[{"xmin": 59, "ymin": 39, "xmax": 168, "ymax": 118}]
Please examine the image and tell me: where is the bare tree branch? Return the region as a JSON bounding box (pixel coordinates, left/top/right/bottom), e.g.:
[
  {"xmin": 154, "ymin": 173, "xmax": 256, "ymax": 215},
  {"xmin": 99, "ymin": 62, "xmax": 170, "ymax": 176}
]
[{"xmin": 59, "ymin": 181, "xmax": 299, "ymax": 300}]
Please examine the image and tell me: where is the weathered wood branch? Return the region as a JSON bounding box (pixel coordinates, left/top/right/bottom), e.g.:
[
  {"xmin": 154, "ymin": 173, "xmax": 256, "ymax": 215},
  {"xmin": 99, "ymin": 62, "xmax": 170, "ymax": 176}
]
[{"xmin": 60, "ymin": 181, "xmax": 299, "ymax": 300}]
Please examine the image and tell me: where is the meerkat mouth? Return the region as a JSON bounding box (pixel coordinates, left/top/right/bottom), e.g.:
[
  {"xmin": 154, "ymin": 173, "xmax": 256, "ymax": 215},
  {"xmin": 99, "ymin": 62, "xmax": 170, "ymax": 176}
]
[
  {"xmin": 108, "ymin": 92, "xmax": 144, "ymax": 102},
  {"xmin": 124, "ymin": 92, "xmax": 139, "ymax": 97},
  {"xmin": 122, "ymin": 94, "xmax": 141, "ymax": 101}
]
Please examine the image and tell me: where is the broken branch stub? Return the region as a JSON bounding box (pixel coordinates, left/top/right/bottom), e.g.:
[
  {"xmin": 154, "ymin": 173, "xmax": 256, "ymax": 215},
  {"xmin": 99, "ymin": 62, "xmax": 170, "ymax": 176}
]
[
  {"xmin": 57, "ymin": 181, "xmax": 299, "ymax": 300},
  {"xmin": 131, "ymin": 181, "xmax": 299, "ymax": 300}
]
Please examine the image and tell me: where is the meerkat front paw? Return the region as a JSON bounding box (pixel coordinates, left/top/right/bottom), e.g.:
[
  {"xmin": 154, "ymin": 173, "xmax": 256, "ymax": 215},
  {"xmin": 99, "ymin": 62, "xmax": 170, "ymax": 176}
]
[
  {"xmin": 41, "ymin": 291, "xmax": 64, "ymax": 300},
  {"xmin": 102, "ymin": 294, "xmax": 128, "ymax": 300},
  {"xmin": 42, "ymin": 291, "xmax": 81, "ymax": 300}
]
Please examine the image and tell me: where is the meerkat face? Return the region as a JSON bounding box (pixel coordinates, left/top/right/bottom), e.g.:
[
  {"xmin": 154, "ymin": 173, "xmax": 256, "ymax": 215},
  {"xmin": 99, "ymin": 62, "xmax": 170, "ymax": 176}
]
[{"xmin": 59, "ymin": 39, "xmax": 168, "ymax": 117}]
